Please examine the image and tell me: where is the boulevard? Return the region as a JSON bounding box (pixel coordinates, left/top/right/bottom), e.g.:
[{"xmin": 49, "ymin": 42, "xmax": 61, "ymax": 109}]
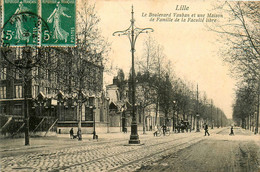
[
  {"xmin": 0, "ymin": 1, "xmax": 259, "ymax": 172},
  {"xmin": 0, "ymin": 128, "xmax": 259, "ymax": 172}
]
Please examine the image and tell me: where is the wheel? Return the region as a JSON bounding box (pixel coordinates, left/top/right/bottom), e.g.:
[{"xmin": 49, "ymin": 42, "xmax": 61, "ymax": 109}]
[{"xmin": 157, "ymin": 131, "xmax": 162, "ymax": 137}]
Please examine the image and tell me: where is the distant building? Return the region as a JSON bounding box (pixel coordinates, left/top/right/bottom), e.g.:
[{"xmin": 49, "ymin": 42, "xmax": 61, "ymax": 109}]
[{"xmin": 106, "ymin": 76, "xmax": 160, "ymax": 132}]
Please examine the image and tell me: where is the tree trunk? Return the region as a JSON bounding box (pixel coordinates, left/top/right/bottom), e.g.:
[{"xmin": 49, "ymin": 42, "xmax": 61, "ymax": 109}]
[{"xmin": 255, "ymin": 81, "xmax": 259, "ymax": 134}]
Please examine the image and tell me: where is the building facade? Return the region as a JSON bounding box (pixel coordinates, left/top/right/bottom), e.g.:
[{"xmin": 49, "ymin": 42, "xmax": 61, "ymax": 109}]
[
  {"xmin": 0, "ymin": 47, "xmax": 109, "ymax": 136},
  {"xmin": 106, "ymin": 76, "xmax": 160, "ymax": 133}
]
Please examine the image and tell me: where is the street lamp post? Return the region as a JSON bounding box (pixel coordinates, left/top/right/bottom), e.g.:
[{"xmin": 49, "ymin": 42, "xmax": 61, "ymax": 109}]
[
  {"xmin": 217, "ymin": 109, "xmax": 219, "ymax": 128},
  {"xmin": 221, "ymin": 112, "xmax": 222, "ymax": 128},
  {"xmin": 113, "ymin": 6, "xmax": 153, "ymax": 144},
  {"xmin": 121, "ymin": 106, "xmax": 126, "ymax": 133},
  {"xmin": 211, "ymin": 100, "xmax": 213, "ymax": 129},
  {"xmin": 172, "ymin": 101, "xmax": 176, "ymax": 132},
  {"xmin": 106, "ymin": 98, "xmax": 110, "ymax": 133},
  {"xmin": 89, "ymin": 96, "xmax": 96, "ymax": 139},
  {"xmin": 196, "ymin": 113, "xmax": 200, "ymax": 132},
  {"xmin": 196, "ymin": 84, "xmax": 200, "ymax": 132}
]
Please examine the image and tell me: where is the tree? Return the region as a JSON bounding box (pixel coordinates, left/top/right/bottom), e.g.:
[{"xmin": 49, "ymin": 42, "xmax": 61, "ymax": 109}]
[
  {"xmin": 233, "ymin": 84, "xmax": 257, "ymax": 129},
  {"xmin": 1, "ymin": 45, "xmax": 52, "ymax": 145},
  {"xmin": 157, "ymin": 73, "xmax": 172, "ymax": 125},
  {"xmin": 137, "ymin": 36, "xmax": 166, "ymax": 125},
  {"xmin": 49, "ymin": 1, "xmax": 110, "ymax": 96},
  {"xmin": 116, "ymin": 69, "xmax": 127, "ymax": 101},
  {"xmin": 210, "ymin": 1, "xmax": 260, "ymax": 133}
]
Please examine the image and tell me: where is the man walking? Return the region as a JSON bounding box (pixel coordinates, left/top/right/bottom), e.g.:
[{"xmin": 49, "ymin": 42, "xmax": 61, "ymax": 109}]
[
  {"xmin": 204, "ymin": 123, "xmax": 210, "ymax": 136},
  {"xmin": 77, "ymin": 129, "xmax": 82, "ymax": 141},
  {"xmin": 229, "ymin": 126, "xmax": 234, "ymax": 135},
  {"xmin": 162, "ymin": 124, "xmax": 167, "ymax": 136},
  {"xmin": 70, "ymin": 128, "xmax": 74, "ymax": 139}
]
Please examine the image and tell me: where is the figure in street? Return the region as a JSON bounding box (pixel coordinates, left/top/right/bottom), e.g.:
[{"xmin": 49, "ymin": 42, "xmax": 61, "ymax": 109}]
[
  {"xmin": 70, "ymin": 128, "xmax": 73, "ymax": 139},
  {"xmin": 77, "ymin": 129, "xmax": 82, "ymax": 141},
  {"xmin": 204, "ymin": 123, "xmax": 210, "ymax": 136},
  {"xmin": 162, "ymin": 124, "xmax": 167, "ymax": 136},
  {"xmin": 229, "ymin": 126, "xmax": 234, "ymax": 135},
  {"xmin": 153, "ymin": 125, "xmax": 159, "ymax": 136}
]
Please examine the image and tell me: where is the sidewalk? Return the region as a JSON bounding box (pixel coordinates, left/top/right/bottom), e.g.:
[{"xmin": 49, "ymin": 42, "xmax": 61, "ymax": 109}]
[
  {"xmin": 0, "ymin": 133, "xmax": 124, "ymax": 152},
  {"xmin": 0, "ymin": 128, "xmax": 224, "ymax": 155},
  {"xmin": 0, "ymin": 131, "xmax": 154, "ymax": 155}
]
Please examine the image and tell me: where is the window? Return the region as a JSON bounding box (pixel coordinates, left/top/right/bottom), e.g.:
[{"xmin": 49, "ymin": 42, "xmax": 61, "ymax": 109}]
[
  {"xmin": 0, "ymin": 86, "xmax": 6, "ymax": 98},
  {"xmin": 32, "ymin": 48, "xmax": 37, "ymax": 57},
  {"xmin": 32, "ymin": 86, "xmax": 35, "ymax": 98},
  {"xmin": 15, "ymin": 48, "xmax": 22, "ymax": 59},
  {"xmin": 45, "ymin": 87, "xmax": 50, "ymax": 95},
  {"xmin": 0, "ymin": 104, "xmax": 7, "ymax": 114},
  {"xmin": 35, "ymin": 85, "xmax": 39, "ymax": 97},
  {"xmin": 45, "ymin": 70, "xmax": 48, "ymax": 80},
  {"xmin": 15, "ymin": 69, "xmax": 22, "ymax": 79},
  {"xmin": 32, "ymin": 85, "xmax": 40, "ymax": 98},
  {"xmin": 13, "ymin": 104, "xmax": 22, "ymax": 115},
  {"xmin": 15, "ymin": 85, "xmax": 23, "ymax": 98},
  {"xmin": 0, "ymin": 68, "xmax": 7, "ymax": 80},
  {"xmin": 46, "ymin": 70, "xmax": 51, "ymax": 81},
  {"xmin": 82, "ymin": 105, "xmax": 86, "ymax": 121},
  {"xmin": 32, "ymin": 67, "xmax": 38, "ymax": 77}
]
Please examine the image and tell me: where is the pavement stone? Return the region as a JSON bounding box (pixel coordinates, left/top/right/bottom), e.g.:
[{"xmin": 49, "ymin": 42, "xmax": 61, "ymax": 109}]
[{"xmin": 0, "ymin": 128, "xmax": 226, "ymax": 172}]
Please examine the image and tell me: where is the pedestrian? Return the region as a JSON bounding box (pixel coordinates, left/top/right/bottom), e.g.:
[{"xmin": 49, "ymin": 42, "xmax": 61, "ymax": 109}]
[
  {"xmin": 77, "ymin": 129, "xmax": 82, "ymax": 141},
  {"xmin": 70, "ymin": 128, "xmax": 74, "ymax": 139},
  {"xmin": 204, "ymin": 123, "xmax": 210, "ymax": 136},
  {"xmin": 229, "ymin": 126, "xmax": 234, "ymax": 135},
  {"xmin": 162, "ymin": 124, "xmax": 167, "ymax": 136},
  {"xmin": 177, "ymin": 123, "xmax": 181, "ymax": 133},
  {"xmin": 154, "ymin": 125, "xmax": 159, "ymax": 136}
]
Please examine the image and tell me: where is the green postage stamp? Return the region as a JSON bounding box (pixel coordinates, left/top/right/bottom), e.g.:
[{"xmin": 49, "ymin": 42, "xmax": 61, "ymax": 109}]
[
  {"xmin": 41, "ymin": 0, "xmax": 75, "ymax": 46},
  {"xmin": 2, "ymin": 0, "xmax": 38, "ymax": 46},
  {"xmin": 1, "ymin": 0, "xmax": 76, "ymax": 46}
]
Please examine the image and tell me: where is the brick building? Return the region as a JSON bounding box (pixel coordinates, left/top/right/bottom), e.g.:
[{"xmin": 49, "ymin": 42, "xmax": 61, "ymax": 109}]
[{"xmin": 0, "ymin": 47, "xmax": 109, "ymax": 136}]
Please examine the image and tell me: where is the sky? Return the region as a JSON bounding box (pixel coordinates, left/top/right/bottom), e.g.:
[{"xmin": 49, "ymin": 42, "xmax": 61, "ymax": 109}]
[{"xmin": 89, "ymin": 0, "xmax": 237, "ymax": 119}]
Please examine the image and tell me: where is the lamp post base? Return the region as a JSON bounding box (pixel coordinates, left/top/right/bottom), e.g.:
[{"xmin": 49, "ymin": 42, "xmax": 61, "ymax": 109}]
[
  {"xmin": 93, "ymin": 131, "xmax": 97, "ymax": 139},
  {"xmin": 129, "ymin": 135, "xmax": 140, "ymax": 144},
  {"xmin": 129, "ymin": 123, "xmax": 140, "ymax": 144}
]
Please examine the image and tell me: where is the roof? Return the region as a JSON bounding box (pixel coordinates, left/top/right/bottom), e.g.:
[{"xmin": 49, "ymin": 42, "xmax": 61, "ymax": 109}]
[{"xmin": 108, "ymin": 99, "xmax": 133, "ymax": 112}]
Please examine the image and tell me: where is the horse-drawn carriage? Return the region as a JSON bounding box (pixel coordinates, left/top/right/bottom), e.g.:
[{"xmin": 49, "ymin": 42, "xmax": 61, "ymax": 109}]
[{"xmin": 175, "ymin": 121, "xmax": 190, "ymax": 133}]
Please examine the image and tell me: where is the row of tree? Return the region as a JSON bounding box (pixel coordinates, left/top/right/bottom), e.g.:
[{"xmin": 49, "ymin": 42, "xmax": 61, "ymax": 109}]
[
  {"xmin": 115, "ymin": 36, "xmax": 228, "ymax": 129},
  {"xmin": 211, "ymin": 2, "xmax": 259, "ymax": 133}
]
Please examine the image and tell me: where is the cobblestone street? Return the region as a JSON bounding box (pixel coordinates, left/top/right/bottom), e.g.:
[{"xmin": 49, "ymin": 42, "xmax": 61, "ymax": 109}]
[{"xmin": 0, "ymin": 128, "xmax": 237, "ymax": 172}]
